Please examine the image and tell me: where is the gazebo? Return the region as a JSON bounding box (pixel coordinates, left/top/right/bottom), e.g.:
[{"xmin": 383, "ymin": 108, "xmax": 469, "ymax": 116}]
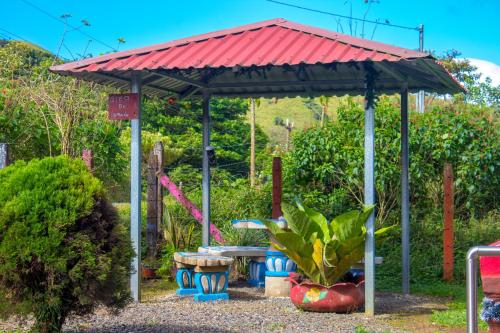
[{"xmin": 51, "ymin": 18, "xmax": 463, "ymax": 315}]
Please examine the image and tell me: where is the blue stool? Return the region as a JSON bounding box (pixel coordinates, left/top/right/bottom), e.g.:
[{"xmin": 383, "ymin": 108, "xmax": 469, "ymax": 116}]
[
  {"xmin": 194, "ymin": 270, "xmax": 230, "ymax": 301},
  {"xmin": 174, "ymin": 252, "xmax": 233, "ymax": 302},
  {"xmin": 175, "ymin": 266, "xmax": 197, "ymax": 295},
  {"xmin": 248, "ymin": 258, "xmax": 266, "ymax": 287},
  {"xmin": 265, "ymin": 250, "xmax": 297, "ymax": 277}
]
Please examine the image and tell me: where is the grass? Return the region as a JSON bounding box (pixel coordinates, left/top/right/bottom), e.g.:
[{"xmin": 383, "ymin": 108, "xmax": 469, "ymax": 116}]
[
  {"xmin": 141, "ymin": 278, "xmax": 177, "ymax": 301},
  {"xmin": 382, "ymin": 280, "xmax": 488, "ymax": 331},
  {"xmin": 355, "ymin": 326, "xmax": 391, "ymax": 333}
]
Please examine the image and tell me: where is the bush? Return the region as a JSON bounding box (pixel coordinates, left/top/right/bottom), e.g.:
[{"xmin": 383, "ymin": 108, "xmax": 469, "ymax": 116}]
[{"xmin": 0, "ymin": 156, "xmax": 133, "ymax": 332}]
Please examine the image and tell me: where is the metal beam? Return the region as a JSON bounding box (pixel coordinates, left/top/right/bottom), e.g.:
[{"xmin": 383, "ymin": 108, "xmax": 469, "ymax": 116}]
[
  {"xmin": 374, "ymin": 62, "xmax": 407, "ymax": 82},
  {"xmin": 364, "ymin": 73, "xmax": 376, "ymax": 317},
  {"xmin": 418, "ymin": 59, "xmax": 462, "ymax": 92},
  {"xmin": 392, "ymin": 62, "xmax": 444, "ymax": 92},
  {"xmin": 202, "ymin": 91, "xmax": 211, "ymax": 247},
  {"xmin": 207, "ymin": 79, "xmax": 368, "ymax": 89},
  {"xmin": 130, "ymin": 72, "xmax": 142, "ymax": 302},
  {"xmin": 401, "ymin": 83, "xmax": 410, "ymax": 295},
  {"xmin": 86, "ymin": 72, "xmax": 179, "ymax": 96},
  {"xmin": 150, "ymin": 70, "xmax": 207, "ymax": 88},
  {"xmin": 179, "ymin": 85, "xmax": 201, "ymax": 99}
]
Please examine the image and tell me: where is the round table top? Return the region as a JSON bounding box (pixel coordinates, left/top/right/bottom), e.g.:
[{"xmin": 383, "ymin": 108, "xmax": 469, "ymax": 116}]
[
  {"xmin": 174, "ymin": 252, "xmax": 233, "ymax": 267},
  {"xmin": 231, "ymin": 218, "xmax": 288, "ymax": 230}
]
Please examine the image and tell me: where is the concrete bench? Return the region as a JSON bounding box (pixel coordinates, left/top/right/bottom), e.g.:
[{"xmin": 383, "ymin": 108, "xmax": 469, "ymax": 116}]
[
  {"xmin": 198, "ymin": 246, "xmax": 268, "ymax": 287},
  {"xmin": 174, "ymin": 252, "xmax": 233, "ymax": 301}
]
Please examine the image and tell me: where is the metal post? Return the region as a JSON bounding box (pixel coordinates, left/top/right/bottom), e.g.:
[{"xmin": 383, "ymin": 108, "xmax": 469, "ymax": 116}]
[
  {"xmin": 364, "ymin": 75, "xmax": 376, "ymax": 316},
  {"xmin": 466, "ymin": 246, "xmax": 500, "ymax": 333},
  {"xmin": 202, "ymin": 91, "xmax": 211, "ymax": 247},
  {"xmin": 0, "ymin": 143, "xmax": 9, "ymax": 169},
  {"xmin": 401, "ymin": 84, "xmax": 410, "ymax": 295},
  {"xmin": 417, "ymin": 24, "xmax": 425, "ymax": 113},
  {"xmin": 130, "ymin": 72, "xmax": 142, "ymax": 302}
]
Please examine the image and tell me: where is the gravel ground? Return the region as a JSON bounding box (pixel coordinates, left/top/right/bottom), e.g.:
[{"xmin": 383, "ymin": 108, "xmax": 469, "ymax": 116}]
[{"xmin": 1, "ymin": 284, "xmax": 447, "ymax": 333}]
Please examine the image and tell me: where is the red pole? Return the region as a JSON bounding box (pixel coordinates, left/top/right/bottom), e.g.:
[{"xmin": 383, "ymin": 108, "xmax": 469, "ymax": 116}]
[
  {"xmin": 443, "ymin": 163, "xmax": 454, "ymax": 281},
  {"xmin": 272, "ymin": 157, "xmax": 282, "ymax": 219}
]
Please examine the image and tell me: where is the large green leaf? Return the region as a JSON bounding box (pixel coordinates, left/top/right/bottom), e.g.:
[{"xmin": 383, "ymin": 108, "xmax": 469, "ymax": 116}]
[
  {"xmin": 262, "ymin": 219, "xmax": 286, "ymax": 237},
  {"xmin": 282, "ymin": 203, "xmax": 322, "ymax": 242},
  {"xmin": 296, "ymin": 202, "xmax": 329, "ymax": 240},
  {"xmin": 329, "ymin": 210, "xmax": 361, "ymax": 241},
  {"xmin": 323, "ymin": 240, "xmax": 339, "ymax": 268},
  {"xmin": 274, "ymin": 232, "xmax": 313, "ymax": 258},
  {"xmin": 272, "ymin": 242, "xmax": 320, "ymax": 283}
]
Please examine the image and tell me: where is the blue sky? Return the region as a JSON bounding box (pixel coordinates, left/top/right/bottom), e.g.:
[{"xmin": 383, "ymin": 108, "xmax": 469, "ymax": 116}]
[{"xmin": 1, "ymin": 0, "xmax": 499, "ymax": 64}]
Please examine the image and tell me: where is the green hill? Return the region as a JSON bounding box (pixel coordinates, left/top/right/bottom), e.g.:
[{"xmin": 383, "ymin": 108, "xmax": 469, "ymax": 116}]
[{"xmin": 250, "ymin": 96, "xmax": 362, "ymax": 145}]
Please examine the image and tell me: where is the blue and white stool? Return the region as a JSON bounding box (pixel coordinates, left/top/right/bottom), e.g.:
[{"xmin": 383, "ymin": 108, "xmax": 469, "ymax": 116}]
[
  {"xmin": 174, "ymin": 252, "xmax": 233, "ymax": 302},
  {"xmin": 265, "ymin": 250, "xmax": 297, "ymax": 277}
]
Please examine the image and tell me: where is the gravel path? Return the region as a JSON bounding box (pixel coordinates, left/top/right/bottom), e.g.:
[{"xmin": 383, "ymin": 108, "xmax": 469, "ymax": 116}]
[{"xmin": 1, "ymin": 284, "xmax": 447, "ymax": 333}]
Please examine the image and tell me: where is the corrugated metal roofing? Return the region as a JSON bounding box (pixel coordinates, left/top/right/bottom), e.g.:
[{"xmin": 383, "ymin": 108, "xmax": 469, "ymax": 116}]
[{"xmin": 50, "ymin": 18, "xmax": 464, "ymax": 98}]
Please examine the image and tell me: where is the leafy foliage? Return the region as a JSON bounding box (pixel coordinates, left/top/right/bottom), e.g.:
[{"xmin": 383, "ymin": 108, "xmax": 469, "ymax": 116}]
[
  {"xmin": 285, "ymin": 97, "xmax": 499, "ymax": 221},
  {"xmin": 0, "ymin": 156, "xmax": 133, "ymax": 332},
  {"xmin": 264, "ymin": 203, "xmax": 392, "ymax": 286}
]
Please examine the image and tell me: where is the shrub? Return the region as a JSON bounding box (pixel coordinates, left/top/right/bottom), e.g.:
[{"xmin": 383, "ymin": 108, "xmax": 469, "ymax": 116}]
[{"xmin": 0, "ymin": 156, "xmax": 133, "ymax": 332}]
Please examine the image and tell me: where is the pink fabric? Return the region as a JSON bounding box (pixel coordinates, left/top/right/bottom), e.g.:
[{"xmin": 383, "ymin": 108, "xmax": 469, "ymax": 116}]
[
  {"xmin": 480, "ymin": 240, "xmax": 500, "ymax": 277},
  {"xmin": 159, "ymin": 174, "xmax": 224, "ymax": 244}
]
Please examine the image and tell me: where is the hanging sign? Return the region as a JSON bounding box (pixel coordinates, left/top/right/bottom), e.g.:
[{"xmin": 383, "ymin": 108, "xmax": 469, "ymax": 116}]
[{"xmin": 108, "ymin": 93, "xmax": 139, "ymax": 120}]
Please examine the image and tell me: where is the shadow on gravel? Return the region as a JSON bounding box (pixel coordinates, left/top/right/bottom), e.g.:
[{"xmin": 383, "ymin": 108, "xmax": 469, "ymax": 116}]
[
  {"xmin": 65, "ymin": 323, "xmax": 234, "ymax": 333},
  {"xmin": 374, "ymin": 292, "xmax": 448, "ymax": 316}
]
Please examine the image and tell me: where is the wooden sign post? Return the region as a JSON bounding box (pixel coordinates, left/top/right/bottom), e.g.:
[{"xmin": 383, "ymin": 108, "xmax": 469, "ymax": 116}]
[{"xmin": 443, "ymin": 163, "xmax": 454, "ymax": 281}]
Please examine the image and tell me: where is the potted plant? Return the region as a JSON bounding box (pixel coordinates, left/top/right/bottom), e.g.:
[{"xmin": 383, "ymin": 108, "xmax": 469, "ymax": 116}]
[
  {"xmin": 263, "ymin": 202, "xmax": 392, "ymax": 313},
  {"xmin": 481, "ymin": 298, "xmax": 500, "ymax": 333},
  {"xmin": 142, "ymin": 257, "xmax": 159, "ymax": 279}
]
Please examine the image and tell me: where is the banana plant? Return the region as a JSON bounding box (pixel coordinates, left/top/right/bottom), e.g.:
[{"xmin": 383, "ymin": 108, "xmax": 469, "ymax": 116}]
[{"xmin": 263, "ymin": 202, "xmax": 393, "ymax": 286}]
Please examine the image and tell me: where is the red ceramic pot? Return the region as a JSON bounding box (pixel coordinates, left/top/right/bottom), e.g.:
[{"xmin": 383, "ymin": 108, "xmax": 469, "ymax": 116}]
[
  {"xmin": 288, "ymin": 273, "xmax": 364, "ymax": 313},
  {"xmin": 487, "ymin": 321, "xmax": 500, "ymax": 333},
  {"xmin": 142, "ymin": 266, "xmax": 156, "ymax": 279},
  {"xmin": 480, "ymin": 240, "xmax": 500, "ymax": 301}
]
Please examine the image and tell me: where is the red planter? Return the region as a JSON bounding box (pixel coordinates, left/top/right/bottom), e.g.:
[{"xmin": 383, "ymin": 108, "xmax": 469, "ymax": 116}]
[
  {"xmin": 487, "ymin": 321, "xmax": 500, "ymax": 333},
  {"xmin": 480, "ymin": 240, "xmax": 500, "ymax": 300},
  {"xmin": 142, "ymin": 266, "xmax": 156, "ymax": 279},
  {"xmin": 288, "ymin": 273, "xmax": 364, "ymax": 313}
]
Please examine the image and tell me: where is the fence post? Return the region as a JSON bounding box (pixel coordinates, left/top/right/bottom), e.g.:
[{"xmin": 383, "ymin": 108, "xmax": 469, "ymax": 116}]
[
  {"xmin": 0, "ymin": 143, "xmax": 9, "ymax": 169},
  {"xmin": 82, "ymin": 149, "xmax": 94, "ymax": 172},
  {"xmin": 146, "ymin": 148, "xmax": 159, "ymax": 259},
  {"xmin": 443, "ymin": 163, "xmax": 454, "ymax": 281},
  {"xmin": 272, "ymin": 157, "xmax": 282, "ymax": 219},
  {"xmin": 153, "ymin": 142, "xmax": 164, "ymax": 240}
]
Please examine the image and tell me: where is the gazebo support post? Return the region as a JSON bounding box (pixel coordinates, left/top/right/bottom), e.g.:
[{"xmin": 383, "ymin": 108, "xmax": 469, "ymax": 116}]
[
  {"xmin": 130, "ymin": 72, "xmax": 142, "ymax": 302},
  {"xmin": 202, "ymin": 91, "xmax": 211, "ymax": 247},
  {"xmin": 364, "ymin": 69, "xmax": 376, "ymax": 316},
  {"xmin": 401, "ymin": 84, "xmax": 410, "ymax": 294}
]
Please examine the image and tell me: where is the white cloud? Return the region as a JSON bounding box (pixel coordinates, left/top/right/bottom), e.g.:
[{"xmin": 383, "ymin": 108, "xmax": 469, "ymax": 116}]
[{"xmin": 465, "ymin": 58, "xmax": 500, "ymax": 86}]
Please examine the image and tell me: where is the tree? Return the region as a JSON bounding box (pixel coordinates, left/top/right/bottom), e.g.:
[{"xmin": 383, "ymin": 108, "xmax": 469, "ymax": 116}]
[
  {"xmin": 440, "ymin": 49, "xmax": 500, "ymax": 108},
  {"xmin": 0, "ymin": 156, "xmax": 133, "ymax": 332}
]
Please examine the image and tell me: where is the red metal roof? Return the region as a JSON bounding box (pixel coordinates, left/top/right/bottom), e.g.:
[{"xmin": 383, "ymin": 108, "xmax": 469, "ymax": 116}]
[
  {"xmin": 50, "ymin": 18, "xmax": 463, "ymax": 97},
  {"xmin": 53, "ymin": 18, "xmax": 427, "ymax": 72}
]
